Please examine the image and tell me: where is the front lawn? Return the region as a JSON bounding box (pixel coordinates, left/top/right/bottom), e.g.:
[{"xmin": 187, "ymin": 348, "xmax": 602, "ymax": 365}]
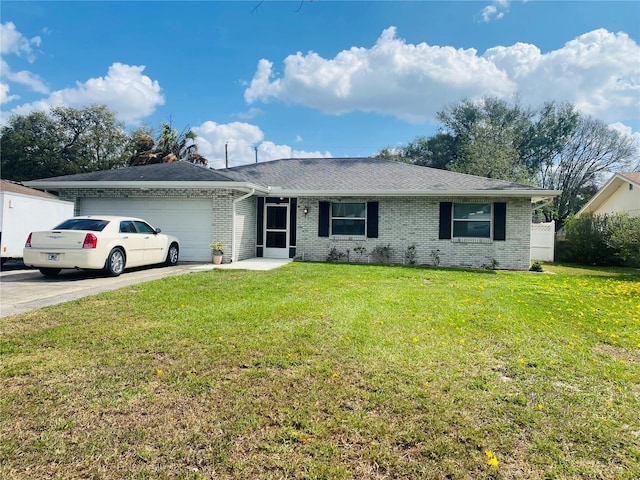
[{"xmin": 1, "ymin": 263, "xmax": 638, "ymax": 479}]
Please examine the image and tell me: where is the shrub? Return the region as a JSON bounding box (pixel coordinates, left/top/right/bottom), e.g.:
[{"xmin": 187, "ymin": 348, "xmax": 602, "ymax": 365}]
[
  {"xmin": 607, "ymin": 214, "xmax": 640, "ymax": 267},
  {"xmin": 371, "ymin": 244, "xmax": 393, "ymax": 264},
  {"xmin": 353, "ymin": 246, "xmax": 367, "ymax": 262},
  {"xmin": 327, "ymin": 246, "xmax": 347, "ymax": 262},
  {"xmin": 404, "ymin": 244, "xmax": 417, "ymax": 265},
  {"xmin": 563, "ymin": 214, "xmax": 618, "ymax": 266},
  {"xmin": 562, "ymin": 213, "xmax": 640, "ymax": 267},
  {"xmin": 481, "ymin": 258, "xmax": 500, "ymax": 270},
  {"xmin": 530, "ymin": 261, "xmax": 544, "ymax": 272}
]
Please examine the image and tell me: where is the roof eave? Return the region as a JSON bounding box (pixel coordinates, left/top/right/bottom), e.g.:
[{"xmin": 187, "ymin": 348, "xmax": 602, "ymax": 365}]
[
  {"xmin": 267, "ymin": 188, "xmax": 561, "ymax": 202},
  {"xmin": 24, "ymin": 180, "xmax": 270, "ymax": 194}
]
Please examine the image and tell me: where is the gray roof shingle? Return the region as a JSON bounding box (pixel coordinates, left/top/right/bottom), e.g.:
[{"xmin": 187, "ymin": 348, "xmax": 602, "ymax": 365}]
[
  {"xmin": 28, "ymin": 157, "xmax": 554, "ymax": 197},
  {"xmin": 221, "ymin": 157, "xmax": 542, "ymax": 192},
  {"xmin": 34, "ymin": 161, "xmax": 235, "ymax": 182}
]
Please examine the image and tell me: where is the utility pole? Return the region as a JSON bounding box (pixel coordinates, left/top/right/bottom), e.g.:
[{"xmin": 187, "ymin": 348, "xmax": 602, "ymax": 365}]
[
  {"xmin": 225, "ymin": 142, "xmax": 228, "ymax": 168},
  {"xmin": 254, "ymin": 146, "xmax": 258, "ymax": 163}
]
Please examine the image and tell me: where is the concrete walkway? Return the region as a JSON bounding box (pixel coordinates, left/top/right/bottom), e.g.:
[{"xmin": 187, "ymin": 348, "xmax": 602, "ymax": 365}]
[{"xmin": 189, "ymin": 258, "xmax": 293, "ymax": 271}]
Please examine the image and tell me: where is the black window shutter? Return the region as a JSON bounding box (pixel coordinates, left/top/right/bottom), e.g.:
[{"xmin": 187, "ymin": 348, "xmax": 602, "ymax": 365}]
[
  {"xmin": 289, "ymin": 198, "xmax": 297, "ymax": 246},
  {"xmin": 494, "ymin": 202, "xmax": 506, "ymax": 241},
  {"xmin": 366, "ymin": 201, "xmax": 379, "ymax": 238},
  {"xmin": 439, "ymin": 202, "xmax": 452, "ymax": 239},
  {"xmin": 318, "ymin": 201, "xmax": 330, "ymax": 237},
  {"xmin": 256, "ymin": 197, "xmax": 264, "ymax": 245}
]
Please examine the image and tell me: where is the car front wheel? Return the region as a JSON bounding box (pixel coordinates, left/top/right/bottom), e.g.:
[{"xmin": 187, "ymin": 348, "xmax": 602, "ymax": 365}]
[
  {"xmin": 165, "ymin": 243, "xmax": 179, "ymax": 266},
  {"xmin": 105, "ymin": 248, "xmax": 125, "ymax": 276}
]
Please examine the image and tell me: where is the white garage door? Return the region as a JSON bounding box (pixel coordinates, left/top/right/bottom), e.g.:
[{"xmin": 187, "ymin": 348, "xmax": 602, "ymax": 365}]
[{"xmin": 80, "ymin": 198, "xmax": 213, "ymax": 261}]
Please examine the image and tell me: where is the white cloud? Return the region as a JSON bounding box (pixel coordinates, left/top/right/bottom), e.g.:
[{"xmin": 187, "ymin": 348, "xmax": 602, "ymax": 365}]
[
  {"xmin": 0, "ymin": 82, "xmax": 19, "ymax": 104},
  {"xmin": 236, "ymin": 107, "xmax": 264, "ymax": 119},
  {"xmin": 1, "ymin": 20, "xmax": 163, "ymax": 124},
  {"xmin": 608, "ymin": 122, "xmax": 640, "ymax": 149},
  {"xmin": 479, "ymin": 1, "xmax": 510, "ymax": 23},
  {"xmin": 1, "ymin": 58, "xmax": 49, "ymax": 94},
  {"xmin": 0, "ymin": 22, "xmax": 41, "ymax": 62},
  {"xmin": 245, "ymin": 27, "xmax": 514, "ymax": 123},
  {"xmin": 192, "ymin": 120, "xmax": 331, "ymax": 169},
  {"xmin": 7, "ymin": 63, "xmax": 165, "ymax": 125},
  {"xmin": 245, "ymin": 27, "xmax": 640, "ymax": 127},
  {"xmin": 484, "ymin": 29, "xmax": 640, "ymax": 122},
  {"xmin": 1, "ymin": 22, "xmax": 48, "ymax": 105}
]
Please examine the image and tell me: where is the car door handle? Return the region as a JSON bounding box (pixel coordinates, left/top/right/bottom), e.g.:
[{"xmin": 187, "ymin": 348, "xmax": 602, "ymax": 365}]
[{"xmin": 121, "ymin": 236, "xmax": 129, "ymax": 239}]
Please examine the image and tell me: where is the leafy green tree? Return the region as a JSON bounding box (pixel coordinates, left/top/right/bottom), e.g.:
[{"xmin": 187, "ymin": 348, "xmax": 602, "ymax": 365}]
[
  {"xmin": 376, "ymin": 96, "xmax": 637, "ymax": 228},
  {"xmin": 452, "ymin": 123, "xmax": 529, "ymax": 182},
  {"xmin": 1, "ymin": 105, "xmax": 130, "ymax": 181},
  {"xmin": 436, "ymin": 97, "xmax": 574, "ymax": 183}
]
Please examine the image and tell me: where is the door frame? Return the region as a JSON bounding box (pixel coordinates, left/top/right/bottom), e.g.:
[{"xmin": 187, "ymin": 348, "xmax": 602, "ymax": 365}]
[{"xmin": 263, "ymin": 201, "xmax": 290, "ymax": 259}]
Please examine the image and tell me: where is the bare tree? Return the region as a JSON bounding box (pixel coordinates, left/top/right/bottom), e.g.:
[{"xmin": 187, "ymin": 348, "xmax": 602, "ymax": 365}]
[{"xmin": 541, "ymin": 116, "xmax": 638, "ymax": 227}]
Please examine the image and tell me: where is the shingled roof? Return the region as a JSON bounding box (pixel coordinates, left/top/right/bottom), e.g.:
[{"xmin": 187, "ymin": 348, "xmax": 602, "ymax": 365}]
[
  {"xmin": 26, "ymin": 158, "xmax": 558, "ymax": 200},
  {"xmin": 29, "ymin": 161, "xmax": 235, "ymax": 182},
  {"xmin": 0, "ymin": 179, "xmax": 60, "ymax": 199},
  {"xmin": 221, "ymin": 157, "xmax": 547, "ymax": 195}
]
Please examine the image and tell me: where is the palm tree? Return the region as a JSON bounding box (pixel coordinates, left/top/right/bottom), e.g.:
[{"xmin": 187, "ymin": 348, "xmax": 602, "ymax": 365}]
[{"xmin": 128, "ymin": 123, "xmax": 208, "ymax": 166}]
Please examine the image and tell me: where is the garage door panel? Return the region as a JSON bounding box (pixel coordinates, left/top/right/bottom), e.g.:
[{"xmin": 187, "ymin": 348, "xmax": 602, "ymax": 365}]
[{"xmin": 80, "ymin": 198, "xmax": 213, "ymax": 261}]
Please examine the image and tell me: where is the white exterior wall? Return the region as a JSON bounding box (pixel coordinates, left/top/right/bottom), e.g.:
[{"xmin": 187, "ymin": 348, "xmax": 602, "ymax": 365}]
[
  {"xmin": 295, "ymin": 196, "xmax": 532, "ymax": 270},
  {"xmin": 592, "ymin": 182, "xmax": 640, "ymax": 217},
  {"xmin": 233, "ymin": 195, "xmax": 257, "ymax": 261},
  {"xmin": 1, "ymin": 192, "xmax": 74, "ymax": 258}
]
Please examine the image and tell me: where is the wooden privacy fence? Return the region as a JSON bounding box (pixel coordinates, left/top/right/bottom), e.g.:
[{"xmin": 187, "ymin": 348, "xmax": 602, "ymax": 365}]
[{"xmin": 531, "ymin": 221, "xmax": 555, "ymax": 261}]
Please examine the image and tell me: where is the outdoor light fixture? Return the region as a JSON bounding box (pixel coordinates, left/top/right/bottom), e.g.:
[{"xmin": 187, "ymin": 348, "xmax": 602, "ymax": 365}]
[{"xmin": 303, "ymin": 206, "xmax": 309, "ymax": 215}]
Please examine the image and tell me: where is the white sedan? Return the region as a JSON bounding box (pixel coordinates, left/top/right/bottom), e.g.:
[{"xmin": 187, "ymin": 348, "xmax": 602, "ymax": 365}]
[{"xmin": 23, "ymin": 216, "xmax": 180, "ymax": 277}]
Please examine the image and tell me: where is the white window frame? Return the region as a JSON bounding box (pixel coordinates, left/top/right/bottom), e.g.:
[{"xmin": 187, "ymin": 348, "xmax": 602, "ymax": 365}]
[
  {"xmin": 452, "ymin": 203, "xmax": 492, "ymax": 240},
  {"xmin": 331, "ymin": 202, "xmax": 366, "ymax": 237}
]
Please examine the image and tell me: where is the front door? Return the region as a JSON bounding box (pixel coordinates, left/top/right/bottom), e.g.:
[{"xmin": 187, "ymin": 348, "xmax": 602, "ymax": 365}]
[{"xmin": 263, "ymin": 203, "xmax": 289, "ymax": 258}]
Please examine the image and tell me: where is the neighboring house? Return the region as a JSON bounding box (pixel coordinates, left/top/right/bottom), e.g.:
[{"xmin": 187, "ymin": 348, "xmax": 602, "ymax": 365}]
[
  {"xmin": 577, "ymin": 172, "xmax": 640, "ymax": 217},
  {"xmin": 25, "ymin": 158, "xmax": 560, "ymax": 270},
  {"xmin": 1, "ymin": 180, "xmax": 75, "ymax": 261}
]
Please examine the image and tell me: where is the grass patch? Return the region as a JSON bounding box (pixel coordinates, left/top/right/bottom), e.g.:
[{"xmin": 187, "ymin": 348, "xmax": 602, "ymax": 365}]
[{"xmin": 1, "ymin": 262, "xmax": 639, "ymax": 479}]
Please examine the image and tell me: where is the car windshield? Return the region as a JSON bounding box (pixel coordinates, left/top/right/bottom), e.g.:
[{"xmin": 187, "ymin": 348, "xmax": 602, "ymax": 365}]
[{"xmin": 53, "ymin": 218, "xmax": 110, "ymax": 232}]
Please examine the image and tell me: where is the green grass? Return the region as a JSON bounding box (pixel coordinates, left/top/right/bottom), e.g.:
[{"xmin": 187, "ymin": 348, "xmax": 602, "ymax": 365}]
[{"xmin": 1, "ymin": 262, "xmax": 639, "ymax": 479}]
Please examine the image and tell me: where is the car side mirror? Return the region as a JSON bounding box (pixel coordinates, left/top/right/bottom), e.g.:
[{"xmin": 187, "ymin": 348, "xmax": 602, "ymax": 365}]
[{"xmin": 155, "ymin": 228, "xmax": 161, "ymax": 234}]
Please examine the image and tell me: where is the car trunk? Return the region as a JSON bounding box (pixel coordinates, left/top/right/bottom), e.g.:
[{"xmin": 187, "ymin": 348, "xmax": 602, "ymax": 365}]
[{"xmin": 28, "ymin": 230, "xmax": 90, "ymax": 250}]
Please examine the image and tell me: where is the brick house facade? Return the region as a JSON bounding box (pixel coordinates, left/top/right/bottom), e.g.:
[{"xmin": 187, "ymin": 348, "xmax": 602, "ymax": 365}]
[{"xmin": 27, "ymin": 158, "xmax": 559, "ymax": 270}]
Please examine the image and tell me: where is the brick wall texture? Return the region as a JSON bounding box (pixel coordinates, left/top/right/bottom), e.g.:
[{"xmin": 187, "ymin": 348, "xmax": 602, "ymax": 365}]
[
  {"xmin": 56, "ymin": 188, "xmax": 532, "ymax": 270},
  {"xmin": 295, "ymin": 196, "xmax": 532, "ymax": 270}
]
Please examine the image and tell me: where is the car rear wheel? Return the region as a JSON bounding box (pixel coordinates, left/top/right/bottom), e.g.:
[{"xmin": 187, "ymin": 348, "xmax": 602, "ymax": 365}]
[
  {"xmin": 105, "ymin": 248, "xmax": 125, "ymax": 276},
  {"xmin": 165, "ymin": 243, "xmax": 179, "ymax": 266},
  {"xmin": 39, "ymin": 268, "xmax": 61, "ymax": 277}
]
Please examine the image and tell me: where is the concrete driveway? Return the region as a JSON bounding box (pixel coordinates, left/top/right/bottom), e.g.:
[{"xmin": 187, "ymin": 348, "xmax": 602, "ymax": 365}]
[{"xmin": 0, "ymin": 258, "xmax": 291, "ymax": 318}]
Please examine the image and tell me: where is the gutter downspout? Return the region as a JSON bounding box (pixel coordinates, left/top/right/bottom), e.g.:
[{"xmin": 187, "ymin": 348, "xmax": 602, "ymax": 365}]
[{"xmin": 231, "ymin": 188, "xmax": 255, "ymax": 262}]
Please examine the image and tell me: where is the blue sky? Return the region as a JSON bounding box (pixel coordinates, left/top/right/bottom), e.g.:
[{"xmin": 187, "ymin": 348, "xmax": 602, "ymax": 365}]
[{"xmin": 2, "ymin": 1, "xmax": 639, "ymax": 169}]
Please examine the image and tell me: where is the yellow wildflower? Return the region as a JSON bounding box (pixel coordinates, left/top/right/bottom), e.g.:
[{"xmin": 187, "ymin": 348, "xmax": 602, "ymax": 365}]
[{"xmin": 485, "ymin": 450, "xmax": 499, "ymax": 468}]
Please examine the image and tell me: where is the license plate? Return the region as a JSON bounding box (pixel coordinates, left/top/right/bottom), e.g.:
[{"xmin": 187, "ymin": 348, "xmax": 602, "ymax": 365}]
[{"xmin": 47, "ymin": 254, "xmax": 59, "ymax": 261}]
